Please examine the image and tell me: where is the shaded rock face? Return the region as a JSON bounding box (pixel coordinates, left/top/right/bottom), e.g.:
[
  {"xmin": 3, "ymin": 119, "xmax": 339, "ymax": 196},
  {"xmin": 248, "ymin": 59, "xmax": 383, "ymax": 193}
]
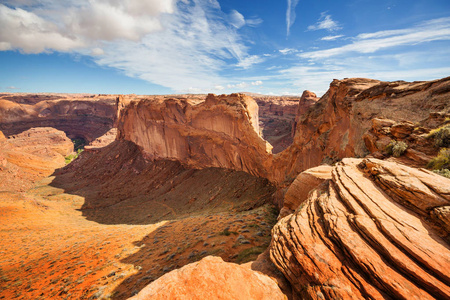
[
  {"xmin": 0, "ymin": 127, "xmax": 73, "ymax": 192},
  {"xmin": 117, "ymin": 93, "xmax": 272, "ymax": 178},
  {"xmin": 127, "ymin": 256, "xmax": 286, "ymax": 300},
  {"xmin": 254, "ymin": 96, "xmax": 299, "ymax": 154},
  {"xmin": 270, "ymin": 158, "xmax": 450, "ymax": 300},
  {"xmin": 0, "ymin": 94, "xmax": 116, "ymax": 142},
  {"xmin": 273, "ymin": 77, "xmax": 450, "ymax": 184}
]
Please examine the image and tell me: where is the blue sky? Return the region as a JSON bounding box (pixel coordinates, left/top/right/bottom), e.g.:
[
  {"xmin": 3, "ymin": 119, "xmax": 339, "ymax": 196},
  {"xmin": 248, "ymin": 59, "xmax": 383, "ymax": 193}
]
[{"xmin": 1, "ymin": 0, "xmax": 449, "ymax": 95}]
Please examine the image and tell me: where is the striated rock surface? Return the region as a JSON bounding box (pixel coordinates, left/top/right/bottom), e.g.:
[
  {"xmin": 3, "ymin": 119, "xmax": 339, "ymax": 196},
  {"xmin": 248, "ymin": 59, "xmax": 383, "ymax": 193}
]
[
  {"xmin": 0, "ymin": 127, "xmax": 73, "ymax": 192},
  {"xmin": 128, "ymin": 256, "xmax": 286, "ymax": 300},
  {"xmin": 0, "ymin": 93, "xmax": 116, "ymax": 142},
  {"xmin": 280, "ymin": 165, "xmax": 332, "ymax": 217},
  {"xmin": 117, "ymin": 93, "xmax": 273, "ymax": 178},
  {"xmin": 270, "ymin": 158, "xmax": 450, "ymax": 299},
  {"xmin": 273, "ymin": 77, "xmax": 450, "ymax": 184}
]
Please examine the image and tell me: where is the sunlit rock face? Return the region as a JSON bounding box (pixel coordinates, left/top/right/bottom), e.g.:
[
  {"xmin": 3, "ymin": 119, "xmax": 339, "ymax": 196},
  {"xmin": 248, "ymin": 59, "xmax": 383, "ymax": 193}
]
[
  {"xmin": 272, "ymin": 77, "xmax": 450, "ymax": 184},
  {"xmin": 270, "ymin": 158, "xmax": 450, "ymax": 300},
  {"xmin": 117, "ymin": 93, "xmax": 273, "ymax": 178}
]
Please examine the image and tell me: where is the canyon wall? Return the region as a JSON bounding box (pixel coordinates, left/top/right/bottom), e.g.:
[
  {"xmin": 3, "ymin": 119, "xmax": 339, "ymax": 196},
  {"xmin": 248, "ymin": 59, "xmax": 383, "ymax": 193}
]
[
  {"xmin": 0, "ymin": 94, "xmax": 116, "ymax": 142},
  {"xmin": 272, "ymin": 77, "xmax": 450, "ymax": 183},
  {"xmin": 116, "ymin": 93, "xmax": 273, "ymax": 178}
]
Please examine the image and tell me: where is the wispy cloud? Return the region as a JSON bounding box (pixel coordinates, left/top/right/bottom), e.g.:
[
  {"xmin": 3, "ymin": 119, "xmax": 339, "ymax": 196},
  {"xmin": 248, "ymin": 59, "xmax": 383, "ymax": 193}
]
[
  {"xmin": 235, "ymin": 55, "xmax": 265, "ymax": 69},
  {"xmin": 301, "ymin": 17, "xmax": 450, "ymax": 59},
  {"xmin": 307, "ymin": 12, "xmax": 341, "ymax": 32},
  {"xmin": 228, "ymin": 9, "xmax": 262, "ymax": 29},
  {"xmin": 286, "ymin": 0, "xmax": 300, "ymax": 37},
  {"xmin": 321, "ymin": 35, "xmax": 344, "ymax": 41},
  {"xmin": 279, "ymin": 48, "xmax": 298, "ymax": 54}
]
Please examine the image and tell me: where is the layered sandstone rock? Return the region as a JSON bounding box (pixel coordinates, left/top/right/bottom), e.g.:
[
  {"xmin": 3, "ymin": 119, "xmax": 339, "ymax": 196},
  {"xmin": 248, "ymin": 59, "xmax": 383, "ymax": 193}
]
[
  {"xmin": 0, "ymin": 94, "xmax": 116, "ymax": 142},
  {"xmin": 0, "ymin": 127, "xmax": 73, "ymax": 192},
  {"xmin": 273, "ymin": 77, "xmax": 450, "ymax": 184},
  {"xmin": 117, "ymin": 93, "xmax": 272, "ymax": 178},
  {"xmin": 128, "ymin": 256, "xmax": 285, "ymax": 300},
  {"xmin": 270, "ymin": 158, "xmax": 450, "ymax": 299},
  {"xmin": 254, "ymin": 96, "xmax": 299, "ymax": 154}
]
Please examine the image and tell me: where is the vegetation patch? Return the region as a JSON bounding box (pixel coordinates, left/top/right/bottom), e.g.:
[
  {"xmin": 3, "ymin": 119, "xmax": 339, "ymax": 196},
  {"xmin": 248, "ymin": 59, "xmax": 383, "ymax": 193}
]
[
  {"xmin": 427, "ymin": 148, "xmax": 450, "ymax": 171},
  {"xmin": 235, "ymin": 246, "xmax": 266, "ymax": 264},
  {"xmin": 427, "ymin": 125, "xmax": 450, "ymax": 147},
  {"xmin": 65, "ymin": 149, "xmax": 83, "ymax": 164},
  {"xmin": 385, "ymin": 140, "xmax": 408, "ymax": 157},
  {"xmin": 433, "ymin": 169, "xmax": 450, "ymax": 179}
]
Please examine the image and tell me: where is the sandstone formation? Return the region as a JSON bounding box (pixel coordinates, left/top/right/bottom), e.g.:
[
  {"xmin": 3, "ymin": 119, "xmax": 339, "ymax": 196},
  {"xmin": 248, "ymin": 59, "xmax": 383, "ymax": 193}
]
[
  {"xmin": 0, "ymin": 93, "xmax": 116, "ymax": 142},
  {"xmin": 363, "ymin": 113, "xmax": 450, "ymax": 167},
  {"xmin": 117, "ymin": 93, "xmax": 272, "ymax": 178},
  {"xmin": 273, "ymin": 77, "xmax": 450, "ymax": 184},
  {"xmin": 127, "ymin": 256, "xmax": 285, "ymax": 300},
  {"xmin": 253, "ymin": 95, "xmax": 299, "ymax": 153},
  {"xmin": 280, "ymin": 165, "xmax": 332, "ymax": 218},
  {"xmin": 0, "ymin": 127, "xmax": 73, "ymax": 192},
  {"xmin": 292, "ymin": 90, "xmax": 319, "ymax": 134},
  {"xmin": 270, "ymin": 158, "xmax": 450, "ymax": 299}
]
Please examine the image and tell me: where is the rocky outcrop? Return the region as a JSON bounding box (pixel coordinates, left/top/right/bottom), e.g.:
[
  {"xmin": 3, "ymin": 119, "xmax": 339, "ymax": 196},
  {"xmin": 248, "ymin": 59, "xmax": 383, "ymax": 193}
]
[
  {"xmin": 292, "ymin": 90, "xmax": 319, "ymax": 134},
  {"xmin": 270, "ymin": 158, "xmax": 450, "ymax": 299},
  {"xmin": 363, "ymin": 113, "xmax": 450, "ymax": 167},
  {"xmin": 0, "ymin": 94, "xmax": 116, "ymax": 142},
  {"xmin": 273, "ymin": 77, "xmax": 450, "ymax": 184},
  {"xmin": 117, "ymin": 93, "xmax": 273, "ymax": 178},
  {"xmin": 128, "ymin": 256, "xmax": 285, "ymax": 300},
  {"xmin": 0, "ymin": 127, "xmax": 73, "ymax": 192}
]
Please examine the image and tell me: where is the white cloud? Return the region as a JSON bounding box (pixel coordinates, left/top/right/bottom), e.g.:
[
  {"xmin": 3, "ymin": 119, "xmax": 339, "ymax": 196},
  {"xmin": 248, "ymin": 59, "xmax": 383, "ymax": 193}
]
[
  {"xmin": 214, "ymin": 85, "xmax": 225, "ymax": 90},
  {"xmin": 307, "ymin": 12, "xmax": 341, "ymax": 32},
  {"xmin": 95, "ymin": 0, "xmax": 251, "ymax": 92},
  {"xmin": 286, "ymin": 0, "xmax": 300, "ymax": 37},
  {"xmin": 0, "ymin": 0, "xmax": 175, "ymax": 53},
  {"xmin": 301, "ymin": 17, "xmax": 450, "ymax": 59},
  {"xmin": 0, "ymin": 5, "xmax": 84, "ymax": 53},
  {"xmin": 251, "ymin": 80, "xmax": 263, "ymax": 86},
  {"xmin": 91, "ymin": 48, "xmax": 104, "ymax": 56},
  {"xmin": 229, "ymin": 10, "xmax": 246, "ymax": 29},
  {"xmin": 228, "ymin": 9, "xmax": 262, "ymax": 29},
  {"xmin": 279, "ymin": 48, "xmax": 298, "ymax": 54},
  {"xmin": 235, "ymin": 55, "xmax": 265, "ymax": 69},
  {"xmin": 321, "ymin": 35, "xmax": 344, "ymax": 41},
  {"xmin": 227, "ymin": 82, "xmax": 248, "ymax": 89}
]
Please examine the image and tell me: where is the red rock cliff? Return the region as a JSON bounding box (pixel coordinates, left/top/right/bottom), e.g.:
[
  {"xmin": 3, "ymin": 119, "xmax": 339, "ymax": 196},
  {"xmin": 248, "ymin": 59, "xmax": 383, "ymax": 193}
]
[{"xmin": 116, "ymin": 93, "xmax": 273, "ymax": 178}]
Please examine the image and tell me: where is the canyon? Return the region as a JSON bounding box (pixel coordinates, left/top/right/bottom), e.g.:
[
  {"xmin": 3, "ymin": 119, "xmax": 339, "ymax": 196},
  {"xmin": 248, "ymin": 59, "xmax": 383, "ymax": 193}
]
[{"xmin": 0, "ymin": 76, "xmax": 449, "ymax": 299}]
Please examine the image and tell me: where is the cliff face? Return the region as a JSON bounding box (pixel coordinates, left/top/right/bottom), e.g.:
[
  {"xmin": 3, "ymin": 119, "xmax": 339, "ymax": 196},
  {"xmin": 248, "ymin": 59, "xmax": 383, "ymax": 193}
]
[
  {"xmin": 273, "ymin": 77, "xmax": 450, "ymax": 183},
  {"xmin": 0, "ymin": 94, "xmax": 116, "ymax": 142},
  {"xmin": 117, "ymin": 93, "xmax": 273, "ymax": 178}
]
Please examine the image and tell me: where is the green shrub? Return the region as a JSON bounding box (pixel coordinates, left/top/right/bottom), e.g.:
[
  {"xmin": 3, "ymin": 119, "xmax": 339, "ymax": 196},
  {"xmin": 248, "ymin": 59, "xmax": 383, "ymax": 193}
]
[
  {"xmin": 428, "ymin": 125, "xmax": 450, "ymax": 147},
  {"xmin": 385, "ymin": 140, "xmax": 408, "ymax": 157},
  {"xmin": 427, "ymin": 148, "xmax": 450, "ymax": 170},
  {"xmin": 433, "ymin": 169, "xmax": 450, "ymax": 179},
  {"xmin": 65, "ymin": 149, "xmax": 83, "ymax": 164}
]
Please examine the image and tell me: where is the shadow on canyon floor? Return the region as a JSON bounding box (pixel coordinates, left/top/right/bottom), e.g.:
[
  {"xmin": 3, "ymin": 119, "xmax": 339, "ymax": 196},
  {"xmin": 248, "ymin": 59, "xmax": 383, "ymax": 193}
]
[{"xmin": 43, "ymin": 140, "xmax": 279, "ymax": 299}]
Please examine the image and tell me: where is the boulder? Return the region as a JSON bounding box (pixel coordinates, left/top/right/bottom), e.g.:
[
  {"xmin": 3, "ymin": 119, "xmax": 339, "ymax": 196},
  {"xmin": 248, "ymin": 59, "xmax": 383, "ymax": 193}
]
[{"xmin": 128, "ymin": 256, "xmax": 286, "ymax": 300}]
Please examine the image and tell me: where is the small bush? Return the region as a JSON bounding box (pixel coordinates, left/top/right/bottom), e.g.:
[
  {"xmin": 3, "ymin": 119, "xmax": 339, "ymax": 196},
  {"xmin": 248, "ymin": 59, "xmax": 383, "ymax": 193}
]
[
  {"xmin": 428, "ymin": 125, "xmax": 450, "ymax": 147},
  {"xmin": 385, "ymin": 140, "xmax": 408, "ymax": 157},
  {"xmin": 433, "ymin": 169, "xmax": 450, "ymax": 179},
  {"xmin": 427, "ymin": 148, "xmax": 450, "ymax": 171},
  {"xmin": 65, "ymin": 149, "xmax": 83, "ymax": 164}
]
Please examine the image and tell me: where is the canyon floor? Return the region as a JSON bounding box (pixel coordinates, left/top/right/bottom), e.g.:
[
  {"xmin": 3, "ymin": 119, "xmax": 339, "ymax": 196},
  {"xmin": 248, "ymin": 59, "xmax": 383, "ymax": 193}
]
[{"xmin": 0, "ymin": 137, "xmax": 278, "ymax": 300}]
